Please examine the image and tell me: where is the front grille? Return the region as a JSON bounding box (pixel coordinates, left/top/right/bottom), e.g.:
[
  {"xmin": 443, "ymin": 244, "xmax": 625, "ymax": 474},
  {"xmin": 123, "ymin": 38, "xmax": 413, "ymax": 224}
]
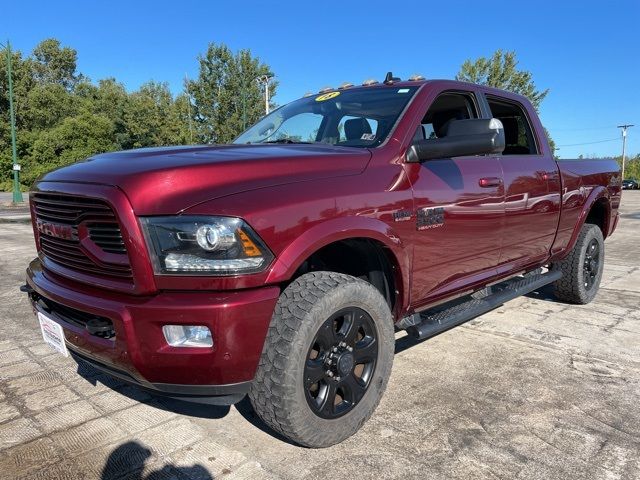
[
  {"xmin": 32, "ymin": 193, "xmax": 132, "ymax": 281},
  {"xmin": 87, "ymin": 223, "xmax": 127, "ymax": 254},
  {"xmin": 32, "ymin": 193, "xmax": 116, "ymax": 224}
]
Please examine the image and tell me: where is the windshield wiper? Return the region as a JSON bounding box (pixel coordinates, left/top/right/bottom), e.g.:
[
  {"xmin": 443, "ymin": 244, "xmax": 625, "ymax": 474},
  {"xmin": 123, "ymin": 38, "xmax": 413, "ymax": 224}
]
[{"xmin": 262, "ymin": 139, "xmax": 313, "ymax": 144}]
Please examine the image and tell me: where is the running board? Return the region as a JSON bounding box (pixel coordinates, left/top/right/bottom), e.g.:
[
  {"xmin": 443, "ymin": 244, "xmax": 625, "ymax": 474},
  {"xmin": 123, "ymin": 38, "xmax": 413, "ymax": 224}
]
[{"xmin": 406, "ymin": 269, "xmax": 562, "ymax": 340}]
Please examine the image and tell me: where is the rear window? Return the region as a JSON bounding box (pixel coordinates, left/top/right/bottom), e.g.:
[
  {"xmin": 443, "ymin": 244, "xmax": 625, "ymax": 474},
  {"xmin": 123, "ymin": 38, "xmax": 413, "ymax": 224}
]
[{"xmin": 486, "ymin": 96, "xmax": 538, "ymax": 155}]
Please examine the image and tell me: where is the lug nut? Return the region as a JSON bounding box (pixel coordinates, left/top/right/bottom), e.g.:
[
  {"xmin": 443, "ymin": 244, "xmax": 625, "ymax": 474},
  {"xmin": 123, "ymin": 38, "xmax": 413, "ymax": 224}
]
[
  {"xmin": 347, "ymin": 346, "xmax": 353, "ymax": 352},
  {"xmin": 326, "ymin": 371, "xmax": 334, "ymax": 377}
]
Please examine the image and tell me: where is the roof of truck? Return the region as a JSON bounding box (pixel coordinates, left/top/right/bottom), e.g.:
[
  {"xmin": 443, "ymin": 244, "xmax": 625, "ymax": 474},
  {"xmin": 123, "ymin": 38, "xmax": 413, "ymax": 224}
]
[{"xmin": 308, "ymin": 78, "xmax": 530, "ymax": 104}]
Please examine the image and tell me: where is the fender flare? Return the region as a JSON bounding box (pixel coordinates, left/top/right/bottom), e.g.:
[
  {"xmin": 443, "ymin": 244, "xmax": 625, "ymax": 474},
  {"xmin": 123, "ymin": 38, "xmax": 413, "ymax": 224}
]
[
  {"xmin": 562, "ymin": 186, "xmax": 611, "ymax": 257},
  {"xmin": 265, "ymin": 216, "xmax": 411, "ymax": 311}
]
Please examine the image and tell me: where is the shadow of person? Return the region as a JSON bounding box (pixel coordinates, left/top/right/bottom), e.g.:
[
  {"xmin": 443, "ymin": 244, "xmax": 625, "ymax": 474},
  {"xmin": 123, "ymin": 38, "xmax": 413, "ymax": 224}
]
[
  {"xmin": 101, "ymin": 442, "xmax": 151, "ymax": 480},
  {"xmin": 101, "ymin": 441, "xmax": 213, "ymax": 480},
  {"xmin": 146, "ymin": 464, "xmax": 213, "ymax": 480}
]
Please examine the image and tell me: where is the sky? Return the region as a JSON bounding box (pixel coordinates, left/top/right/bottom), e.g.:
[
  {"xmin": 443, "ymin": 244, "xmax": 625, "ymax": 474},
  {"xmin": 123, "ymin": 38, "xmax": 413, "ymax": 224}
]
[{"xmin": 4, "ymin": 0, "xmax": 639, "ymax": 158}]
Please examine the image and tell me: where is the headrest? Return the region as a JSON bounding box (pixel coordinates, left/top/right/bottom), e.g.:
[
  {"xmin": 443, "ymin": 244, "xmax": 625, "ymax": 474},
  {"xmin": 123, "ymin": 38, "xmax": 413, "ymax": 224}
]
[
  {"xmin": 499, "ymin": 117, "xmax": 519, "ymax": 144},
  {"xmin": 344, "ymin": 118, "xmax": 372, "ymax": 140}
]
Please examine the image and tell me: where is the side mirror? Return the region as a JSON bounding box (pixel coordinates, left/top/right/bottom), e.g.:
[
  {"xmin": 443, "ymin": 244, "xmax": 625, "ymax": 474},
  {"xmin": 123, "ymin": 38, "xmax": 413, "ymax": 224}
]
[{"xmin": 406, "ymin": 118, "xmax": 505, "ymax": 163}]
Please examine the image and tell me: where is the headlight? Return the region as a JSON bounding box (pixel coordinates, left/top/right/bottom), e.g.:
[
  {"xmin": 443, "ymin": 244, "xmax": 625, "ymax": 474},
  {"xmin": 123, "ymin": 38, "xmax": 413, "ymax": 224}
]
[{"xmin": 140, "ymin": 216, "xmax": 274, "ymax": 275}]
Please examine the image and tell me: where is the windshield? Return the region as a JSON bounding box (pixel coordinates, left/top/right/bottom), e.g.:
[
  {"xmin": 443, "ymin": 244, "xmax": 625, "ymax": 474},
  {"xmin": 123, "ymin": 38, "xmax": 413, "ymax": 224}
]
[{"xmin": 233, "ymin": 86, "xmax": 418, "ymax": 148}]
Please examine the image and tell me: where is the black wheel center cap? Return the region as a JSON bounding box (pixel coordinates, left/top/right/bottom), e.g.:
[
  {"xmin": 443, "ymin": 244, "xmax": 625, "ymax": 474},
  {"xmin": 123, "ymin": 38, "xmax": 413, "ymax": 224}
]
[
  {"xmin": 589, "ymin": 259, "xmax": 597, "ymax": 272},
  {"xmin": 337, "ymin": 352, "xmax": 354, "ymax": 376}
]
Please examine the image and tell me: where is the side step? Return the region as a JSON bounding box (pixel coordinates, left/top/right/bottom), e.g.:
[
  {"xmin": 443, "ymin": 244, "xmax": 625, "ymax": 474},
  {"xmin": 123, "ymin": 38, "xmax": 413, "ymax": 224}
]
[{"xmin": 406, "ymin": 269, "xmax": 562, "ymax": 340}]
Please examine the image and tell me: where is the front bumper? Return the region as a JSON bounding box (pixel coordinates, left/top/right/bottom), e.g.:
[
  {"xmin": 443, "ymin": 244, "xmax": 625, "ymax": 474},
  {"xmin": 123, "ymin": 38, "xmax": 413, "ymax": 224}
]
[{"xmin": 26, "ymin": 258, "xmax": 280, "ymax": 404}]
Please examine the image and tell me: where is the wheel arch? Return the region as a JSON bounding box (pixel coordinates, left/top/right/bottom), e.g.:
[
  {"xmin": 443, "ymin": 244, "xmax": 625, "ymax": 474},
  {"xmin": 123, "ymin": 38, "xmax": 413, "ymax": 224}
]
[
  {"xmin": 563, "ymin": 186, "xmax": 611, "ymax": 256},
  {"xmin": 266, "ymin": 217, "xmax": 410, "ymax": 319}
]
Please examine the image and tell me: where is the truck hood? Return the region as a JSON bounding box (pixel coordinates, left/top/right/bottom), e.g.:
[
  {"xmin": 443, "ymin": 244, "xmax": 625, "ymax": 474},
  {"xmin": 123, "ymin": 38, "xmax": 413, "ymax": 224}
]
[{"xmin": 38, "ymin": 144, "xmax": 371, "ymax": 214}]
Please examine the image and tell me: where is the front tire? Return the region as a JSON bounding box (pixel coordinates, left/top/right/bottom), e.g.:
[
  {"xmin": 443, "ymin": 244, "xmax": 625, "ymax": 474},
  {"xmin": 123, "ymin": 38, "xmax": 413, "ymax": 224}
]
[
  {"xmin": 553, "ymin": 223, "xmax": 604, "ymax": 304},
  {"xmin": 249, "ymin": 272, "xmax": 394, "ymax": 448}
]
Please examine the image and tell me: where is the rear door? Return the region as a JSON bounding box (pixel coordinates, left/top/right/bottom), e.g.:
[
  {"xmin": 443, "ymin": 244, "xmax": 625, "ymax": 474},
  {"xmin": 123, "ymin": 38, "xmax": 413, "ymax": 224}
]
[
  {"xmin": 407, "ymin": 90, "xmax": 505, "ymax": 306},
  {"xmin": 483, "ymin": 95, "xmax": 561, "ymax": 271}
]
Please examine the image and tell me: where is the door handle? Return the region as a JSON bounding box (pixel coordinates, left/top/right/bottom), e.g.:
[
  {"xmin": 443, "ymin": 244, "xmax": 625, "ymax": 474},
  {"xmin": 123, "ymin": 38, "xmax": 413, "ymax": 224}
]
[
  {"xmin": 479, "ymin": 177, "xmax": 503, "ymax": 188},
  {"xmin": 536, "ymin": 170, "xmax": 558, "ymax": 181}
]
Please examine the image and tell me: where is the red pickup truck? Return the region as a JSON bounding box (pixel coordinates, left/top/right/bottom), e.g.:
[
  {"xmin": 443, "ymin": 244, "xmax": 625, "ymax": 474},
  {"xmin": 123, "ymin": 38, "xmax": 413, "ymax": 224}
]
[{"xmin": 23, "ymin": 76, "xmax": 621, "ymax": 447}]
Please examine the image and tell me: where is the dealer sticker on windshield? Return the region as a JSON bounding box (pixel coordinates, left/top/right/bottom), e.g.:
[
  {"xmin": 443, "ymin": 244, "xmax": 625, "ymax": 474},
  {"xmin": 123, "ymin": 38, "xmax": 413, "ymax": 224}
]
[
  {"xmin": 315, "ymin": 91, "xmax": 340, "ymax": 102},
  {"xmin": 38, "ymin": 312, "xmax": 69, "ymax": 357}
]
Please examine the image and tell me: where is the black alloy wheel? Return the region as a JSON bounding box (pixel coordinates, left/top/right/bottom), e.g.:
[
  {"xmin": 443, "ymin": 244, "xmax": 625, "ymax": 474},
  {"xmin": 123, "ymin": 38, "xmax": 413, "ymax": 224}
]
[
  {"xmin": 304, "ymin": 307, "xmax": 378, "ymax": 419},
  {"xmin": 583, "ymin": 238, "xmax": 601, "ymax": 290}
]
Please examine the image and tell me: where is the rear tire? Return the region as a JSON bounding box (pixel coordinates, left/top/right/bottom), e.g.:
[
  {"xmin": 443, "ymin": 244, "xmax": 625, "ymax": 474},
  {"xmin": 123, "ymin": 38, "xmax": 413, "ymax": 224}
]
[
  {"xmin": 553, "ymin": 223, "xmax": 604, "ymax": 304},
  {"xmin": 249, "ymin": 271, "xmax": 394, "ymax": 448}
]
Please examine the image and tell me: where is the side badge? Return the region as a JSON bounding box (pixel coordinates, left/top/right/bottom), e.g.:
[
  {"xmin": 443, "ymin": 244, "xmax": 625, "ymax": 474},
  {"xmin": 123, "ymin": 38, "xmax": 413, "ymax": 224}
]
[
  {"xmin": 393, "ymin": 209, "xmax": 412, "ymax": 222},
  {"xmin": 417, "ymin": 207, "xmax": 445, "ymax": 230}
]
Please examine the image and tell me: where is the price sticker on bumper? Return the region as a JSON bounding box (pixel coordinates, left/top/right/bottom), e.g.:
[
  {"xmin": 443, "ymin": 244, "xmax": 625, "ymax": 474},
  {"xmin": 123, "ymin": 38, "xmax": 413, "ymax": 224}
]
[{"xmin": 38, "ymin": 312, "xmax": 69, "ymax": 357}]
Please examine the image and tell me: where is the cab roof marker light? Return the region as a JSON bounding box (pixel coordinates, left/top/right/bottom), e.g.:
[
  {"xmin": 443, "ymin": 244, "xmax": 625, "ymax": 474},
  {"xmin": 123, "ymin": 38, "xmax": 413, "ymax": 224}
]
[
  {"xmin": 318, "ymin": 86, "xmax": 334, "ymax": 93},
  {"xmin": 384, "ymin": 72, "xmax": 401, "ymax": 85},
  {"xmin": 303, "ymin": 92, "xmax": 313, "ymax": 97},
  {"xmin": 408, "ymin": 74, "xmax": 426, "ymax": 81},
  {"xmin": 362, "ymin": 79, "xmax": 378, "ymax": 86},
  {"xmin": 338, "ymin": 82, "xmax": 354, "ymax": 89}
]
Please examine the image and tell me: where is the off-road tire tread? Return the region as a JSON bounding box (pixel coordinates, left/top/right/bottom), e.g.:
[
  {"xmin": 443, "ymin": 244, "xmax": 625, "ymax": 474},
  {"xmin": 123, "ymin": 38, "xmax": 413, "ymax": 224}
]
[
  {"xmin": 553, "ymin": 223, "xmax": 604, "ymax": 304},
  {"xmin": 249, "ymin": 271, "xmax": 393, "ymax": 447}
]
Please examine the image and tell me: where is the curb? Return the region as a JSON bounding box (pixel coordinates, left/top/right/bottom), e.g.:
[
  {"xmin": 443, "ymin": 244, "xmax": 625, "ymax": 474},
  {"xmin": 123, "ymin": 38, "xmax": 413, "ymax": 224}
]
[{"xmin": 0, "ymin": 216, "xmax": 31, "ymax": 224}]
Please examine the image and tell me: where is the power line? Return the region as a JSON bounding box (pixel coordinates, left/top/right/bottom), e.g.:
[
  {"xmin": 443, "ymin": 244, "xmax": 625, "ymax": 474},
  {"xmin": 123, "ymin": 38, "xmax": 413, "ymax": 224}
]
[
  {"xmin": 552, "ymin": 126, "xmax": 620, "ymax": 132},
  {"xmin": 557, "ymin": 137, "xmax": 619, "ymax": 147}
]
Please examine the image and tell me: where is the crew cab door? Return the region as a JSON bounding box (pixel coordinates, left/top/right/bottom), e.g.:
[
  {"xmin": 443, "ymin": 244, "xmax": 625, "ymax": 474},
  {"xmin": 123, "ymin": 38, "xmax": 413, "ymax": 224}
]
[
  {"xmin": 483, "ymin": 95, "xmax": 561, "ymax": 271},
  {"xmin": 405, "ymin": 90, "xmax": 505, "ymax": 307}
]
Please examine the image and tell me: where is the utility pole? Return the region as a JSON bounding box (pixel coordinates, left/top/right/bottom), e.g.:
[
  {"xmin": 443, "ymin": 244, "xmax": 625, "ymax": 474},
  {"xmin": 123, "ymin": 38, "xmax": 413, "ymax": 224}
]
[
  {"xmin": 184, "ymin": 73, "xmax": 193, "ymax": 144},
  {"xmin": 256, "ymin": 75, "xmax": 273, "ymax": 115},
  {"xmin": 1, "ymin": 40, "xmax": 23, "ymax": 204},
  {"xmin": 617, "ymin": 124, "xmax": 634, "ymax": 181}
]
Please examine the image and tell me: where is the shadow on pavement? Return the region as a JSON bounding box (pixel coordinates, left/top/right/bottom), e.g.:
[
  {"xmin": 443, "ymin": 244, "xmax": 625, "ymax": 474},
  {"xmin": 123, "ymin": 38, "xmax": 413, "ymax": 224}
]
[
  {"xmin": 101, "ymin": 441, "xmax": 212, "ymax": 480},
  {"xmin": 234, "ymin": 396, "xmax": 300, "ymax": 446},
  {"xmin": 74, "ymin": 359, "xmax": 232, "ymax": 420}
]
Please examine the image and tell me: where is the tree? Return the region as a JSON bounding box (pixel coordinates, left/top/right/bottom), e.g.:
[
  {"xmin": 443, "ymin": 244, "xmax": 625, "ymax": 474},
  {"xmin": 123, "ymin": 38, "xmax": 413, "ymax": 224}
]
[
  {"xmin": 24, "ymin": 113, "xmax": 117, "ymax": 185},
  {"xmin": 188, "ymin": 43, "xmax": 277, "ymax": 144},
  {"xmin": 0, "ymin": 38, "xmax": 277, "ymax": 191},
  {"xmin": 456, "ymin": 50, "xmax": 556, "ymax": 156},
  {"xmin": 123, "ymin": 81, "xmax": 188, "ymax": 148},
  {"xmin": 456, "ymin": 50, "xmax": 548, "ymax": 109},
  {"xmin": 30, "ymin": 39, "xmax": 82, "ymax": 89}
]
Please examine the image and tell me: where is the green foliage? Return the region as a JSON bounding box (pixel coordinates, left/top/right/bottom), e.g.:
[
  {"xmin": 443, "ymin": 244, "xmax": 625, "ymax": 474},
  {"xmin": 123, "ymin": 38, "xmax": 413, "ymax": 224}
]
[
  {"xmin": 456, "ymin": 50, "xmax": 556, "ymax": 156},
  {"xmin": 456, "ymin": 50, "xmax": 549, "ymax": 110},
  {"xmin": 30, "ymin": 39, "xmax": 82, "ymax": 89},
  {"xmin": 188, "ymin": 43, "xmax": 277, "ymax": 144},
  {"xmin": 614, "ymin": 154, "xmax": 640, "ymax": 180},
  {"xmin": 25, "ymin": 113, "xmax": 117, "ymax": 184},
  {"xmin": 0, "ymin": 38, "xmax": 278, "ymax": 190}
]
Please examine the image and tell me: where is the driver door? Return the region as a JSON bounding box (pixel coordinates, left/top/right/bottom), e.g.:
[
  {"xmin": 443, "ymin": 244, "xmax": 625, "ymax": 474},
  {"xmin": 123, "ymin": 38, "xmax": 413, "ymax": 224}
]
[{"xmin": 406, "ymin": 90, "xmax": 505, "ymax": 308}]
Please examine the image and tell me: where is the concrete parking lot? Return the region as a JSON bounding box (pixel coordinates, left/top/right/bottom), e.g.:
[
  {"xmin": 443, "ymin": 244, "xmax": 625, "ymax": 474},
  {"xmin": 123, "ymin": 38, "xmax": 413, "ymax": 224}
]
[{"xmin": 0, "ymin": 192, "xmax": 639, "ymax": 480}]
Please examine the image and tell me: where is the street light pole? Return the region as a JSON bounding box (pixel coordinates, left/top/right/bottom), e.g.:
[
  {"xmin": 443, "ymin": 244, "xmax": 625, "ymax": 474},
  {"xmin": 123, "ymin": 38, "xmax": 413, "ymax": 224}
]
[
  {"xmin": 617, "ymin": 124, "xmax": 634, "ymax": 181},
  {"xmin": 2, "ymin": 40, "xmax": 23, "ymax": 204},
  {"xmin": 256, "ymin": 75, "xmax": 273, "ymax": 115}
]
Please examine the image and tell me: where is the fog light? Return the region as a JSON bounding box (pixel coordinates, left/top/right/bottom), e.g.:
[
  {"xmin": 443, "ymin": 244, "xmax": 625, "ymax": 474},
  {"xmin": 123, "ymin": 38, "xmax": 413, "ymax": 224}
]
[{"xmin": 162, "ymin": 325, "xmax": 213, "ymax": 348}]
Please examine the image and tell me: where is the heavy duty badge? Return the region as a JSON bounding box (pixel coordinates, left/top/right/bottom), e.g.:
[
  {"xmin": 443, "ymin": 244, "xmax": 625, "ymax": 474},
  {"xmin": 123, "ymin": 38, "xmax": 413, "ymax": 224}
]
[{"xmin": 416, "ymin": 207, "xmax": 445, "ymax": 230}]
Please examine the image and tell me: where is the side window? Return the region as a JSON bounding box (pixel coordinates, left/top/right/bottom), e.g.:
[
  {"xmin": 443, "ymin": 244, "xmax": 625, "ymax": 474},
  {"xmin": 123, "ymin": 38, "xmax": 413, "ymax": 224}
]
[
  {"xmin": 338, "ymin": 116, "xmax": 379, "ymax": 143},
  {"xmin": 414, "ymin": 92, "xmax": 478, "ymax": 142},
  {"xmin": 486, "ymin": 97, "xmax": 538, "ymax": 155}
]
